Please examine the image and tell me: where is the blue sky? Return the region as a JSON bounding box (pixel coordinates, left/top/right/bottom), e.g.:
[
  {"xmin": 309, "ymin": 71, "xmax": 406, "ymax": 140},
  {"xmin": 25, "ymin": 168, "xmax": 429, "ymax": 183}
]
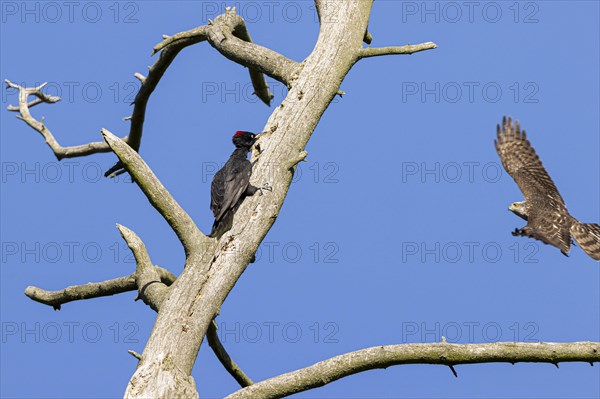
[{"xmin": 1, "ymin": 1, "xmax": 599, "ymax": 398}]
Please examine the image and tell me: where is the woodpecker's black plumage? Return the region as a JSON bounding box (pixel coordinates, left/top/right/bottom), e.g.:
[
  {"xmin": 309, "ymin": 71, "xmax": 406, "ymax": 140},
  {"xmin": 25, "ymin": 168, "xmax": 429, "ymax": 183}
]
[{"xmin": 209, "ymin": 131, "xmax": 260, "ymax": 238}]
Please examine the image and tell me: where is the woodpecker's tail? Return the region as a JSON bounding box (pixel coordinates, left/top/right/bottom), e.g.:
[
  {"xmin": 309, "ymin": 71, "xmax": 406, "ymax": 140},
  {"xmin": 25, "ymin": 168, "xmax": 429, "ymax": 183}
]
[
  {"xmin": 571, "ymin": 221, "xmax": 600, "ymax": 261},
  {"xmin": 209, "ymin": 220, "xmax": 219, "ymax": 238},
  {"xmin": 209, "ymin": 209, "xmax": 236, "ymax": 238},
  {"xmin": 209, "ymin": 218, "xmax": 227, "ymax": 238}
]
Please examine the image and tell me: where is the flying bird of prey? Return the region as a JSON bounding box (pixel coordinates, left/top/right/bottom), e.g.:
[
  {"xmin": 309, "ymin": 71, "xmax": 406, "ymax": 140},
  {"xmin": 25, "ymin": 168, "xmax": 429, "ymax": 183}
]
[
  {"xmin": 495, "ymin": 116, "xmax": 600, "ymax": 261},
  {"xmin": 209, "ymin": 131, "xmax": 269, "ymax": 238}
]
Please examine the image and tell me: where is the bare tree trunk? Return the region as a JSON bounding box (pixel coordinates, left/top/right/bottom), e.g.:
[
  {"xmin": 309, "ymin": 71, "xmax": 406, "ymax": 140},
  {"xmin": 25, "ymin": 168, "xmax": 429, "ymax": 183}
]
[
  {"xmin": 124, "ymin": 3, "xmax": 379, "ymax": 396},
  {"xmin": 7, "ymin": 1, "xmax": 598, "ymax": 398}
]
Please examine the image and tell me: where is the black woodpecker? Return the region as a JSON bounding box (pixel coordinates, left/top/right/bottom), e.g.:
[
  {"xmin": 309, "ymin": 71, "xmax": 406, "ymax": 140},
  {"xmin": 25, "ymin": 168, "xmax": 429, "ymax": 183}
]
[{"xmin": 209, "ymin": 131, "xmax": 269, "ymax": 237}]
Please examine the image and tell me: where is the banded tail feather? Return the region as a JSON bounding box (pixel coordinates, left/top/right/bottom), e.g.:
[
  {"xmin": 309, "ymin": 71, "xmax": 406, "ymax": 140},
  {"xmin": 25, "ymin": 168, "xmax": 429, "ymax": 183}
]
[{"xmin": 571, "ymin": 221, "xmax": 600, "ymax": 261}]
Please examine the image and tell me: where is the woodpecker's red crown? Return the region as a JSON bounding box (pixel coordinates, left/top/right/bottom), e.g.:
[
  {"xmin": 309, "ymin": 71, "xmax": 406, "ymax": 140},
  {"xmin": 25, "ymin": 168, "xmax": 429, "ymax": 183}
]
[{"xmin": 232, "ymin": 131, "xmax": 257, "ymax": 149}]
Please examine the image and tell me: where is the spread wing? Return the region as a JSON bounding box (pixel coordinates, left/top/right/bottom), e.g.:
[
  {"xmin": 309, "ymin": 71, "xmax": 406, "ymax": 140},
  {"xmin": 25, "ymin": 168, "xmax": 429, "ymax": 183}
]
[
  {"xmin": 495, "ymin": 116, "xmax": 565, "ymax": 208},
  {"xmin": 211, "ymin": 159, "xmax": 252, "ymax": 222}
]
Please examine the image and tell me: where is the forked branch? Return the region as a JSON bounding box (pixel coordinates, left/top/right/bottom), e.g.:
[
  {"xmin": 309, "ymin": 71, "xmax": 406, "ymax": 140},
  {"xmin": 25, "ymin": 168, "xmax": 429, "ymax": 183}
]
[
  {"xmin": 5, "ymin": 80, "xmax": 120, "ymax": 159},
  {"xmin": 226, "ymin": 342, "xmax": 600, "ymax": 399},
  {"xmin": 8, "ymin": 9, "xmax": 285, "ymax": 178},
  {"xmin": 25, "ymin": 224, "xmax": 177, "ymax": 311},
  {"xmin": 153, "ymin": 7, "xmax": 300, "ymax": 95}
]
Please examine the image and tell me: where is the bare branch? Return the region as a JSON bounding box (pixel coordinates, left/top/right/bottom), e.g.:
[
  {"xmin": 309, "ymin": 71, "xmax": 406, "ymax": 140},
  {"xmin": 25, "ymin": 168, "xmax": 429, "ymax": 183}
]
[
  {"xmin": 5, "ymin": 80, "xmax": 119, "ymax": 160},
  {"xmin": 108, "ymin": 8, "xmax": 298, "ymax": 176},
  {"xmin": 25, "ymin": 276, "xmax": 134, "ymax": 311},
  {"xmin": 5, "ymin": 80, "xmax": 60, "ymax": 105},
  {"xmin": 7, "ymin": 97, "xmax": 54, "ymax": 111},
  {"xmin": 207, "ymin": 10, "xmax": 299, "ymax": 90},
  {"xmin": 359, "ymin": 42, "xmax": 437, "ymax": 59},
  {"xmin": 128, "ymin": 350, "xmax": 143, "ymax": 361},
  {"xmin": 102, "ymin": 129, "xmax": 208, "ymax": 255},
  {"xmin": 226, "ymin": 342, "xmax": 600, "ymax": 399},
  {"xmin": 363, "ymin": 30, "xmax": 373, "ymax": 45},
  {"xmin": 24, "ymin": 265, "xmax": 175, "ymax": 311},
  {"xmin": 117, "ymin": 224, "xmax": 153, "ymax": 273},
  {"xmin": 134, "ymin": 73, "xmax": 146, "ymax": 84},
  {"xmin": 105, "ymin": 29, "xmax": 211, "ymax": 177},
  {"xmin": 152, "ymin": 26, "xmax": 209, "ymax": 55},
  {"xmin": 109, "ymin": 9, "xmax": 300, "ymax": 177},
  {"xmin": 152, "ymin": 8, "xmax": 300, "ymax": 102},
  {"xmin": 117, "ymin": 224, "xmax": 170, "ymax": 312},
  {"xmin": 8, "ymin": 9, "xmax": 298, "ymax": 177},
  {"xmin": 7, "ymin": 25, "xmax": 210, "ymax": 177},
  {"xmin": 448, "ymin": 364, "xmax": 458, "ymax": 377},
  {"xmin": 248, "ymin": 68, "xmax": 274, "ymax": 108},
  {"xmin": 207, "ymin": 321, "xmax": 254, "ymax": 388}
]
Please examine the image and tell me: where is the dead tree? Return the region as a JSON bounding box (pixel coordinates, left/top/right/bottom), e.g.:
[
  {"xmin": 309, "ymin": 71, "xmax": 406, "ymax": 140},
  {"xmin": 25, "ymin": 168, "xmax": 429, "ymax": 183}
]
[{"xmin": 7, "ymin": 2, "xmax": 599, "ymax": 398}]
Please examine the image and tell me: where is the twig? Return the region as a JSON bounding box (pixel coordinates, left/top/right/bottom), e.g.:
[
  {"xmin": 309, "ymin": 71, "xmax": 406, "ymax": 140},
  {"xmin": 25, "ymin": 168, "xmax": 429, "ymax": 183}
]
[
  {"xmin": 285, "ymin": 151, "xmax": 308, "ymax": 170},
  {"xmin": 359, "ymin": 42, "xmax": 437, "ymax": 58},
  {"xmin": 128, "ymin": 350, "xmax": 143, "ymax": 361},
  {"xmin": 363, "ymin": 30, "xmax": 373, "ymax": 45}
]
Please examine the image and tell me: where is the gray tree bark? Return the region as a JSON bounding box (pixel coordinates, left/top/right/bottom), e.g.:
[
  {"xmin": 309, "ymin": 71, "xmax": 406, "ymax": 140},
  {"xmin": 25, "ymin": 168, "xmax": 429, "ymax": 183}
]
[{"xmin": 6, "ymin": 1, "xmax": 599, "ymax": 398}]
